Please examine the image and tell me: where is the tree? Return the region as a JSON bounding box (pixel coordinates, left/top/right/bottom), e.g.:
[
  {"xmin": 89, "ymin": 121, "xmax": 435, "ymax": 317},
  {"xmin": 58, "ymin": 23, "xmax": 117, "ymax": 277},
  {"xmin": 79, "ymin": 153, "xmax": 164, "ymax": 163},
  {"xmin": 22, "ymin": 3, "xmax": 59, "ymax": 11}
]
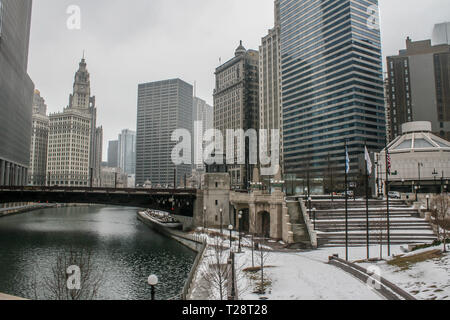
[
  {"xmin": 255, "ymin": 239, "xmax": 271, "ymax": 295},
  {"xmin": 200, "ymin": 236, "xmax": 229, "ymax": 300},
  {"xmin": 431, "ymin": 195, "xmax": 450, "ymax": 253},
  {"xmin": 30, "ymin": 248, "xmax": 104, "ymax": 300}
]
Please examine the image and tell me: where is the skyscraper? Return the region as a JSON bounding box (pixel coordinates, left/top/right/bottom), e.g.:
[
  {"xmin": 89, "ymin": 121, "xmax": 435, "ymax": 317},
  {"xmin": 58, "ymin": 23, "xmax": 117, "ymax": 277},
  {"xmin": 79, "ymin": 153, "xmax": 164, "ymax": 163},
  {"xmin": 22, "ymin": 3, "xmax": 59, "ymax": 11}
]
[
  {"xmin": 0, "ymin": 0, "xmax": 34, "ymax": 186},
  {"xmin": 386, "ymin": 37, "xmax": 450, "ymax": 141},
  {"xmin": 259, "ymin": 0, "xmax": 282, "ymax": 174},
  {"xmin": 28, "ymin": 90, "xmax": 49, "ymax": 186},
  {"xmin": 118, "ymin": 129, "xmax": 136, "ymax": 175},
  {"xmin": 136, "ymin": 79, "xmax": 193, "ymax": 187},
  {"xmin": 279, "ymin": 0, "xmax": 385, "ymax": 184},
  {"xmin": 107, "ymin": 140, "xmax": 119, "ymax": 168},
  {"xmin": 193, "ymin": 96, "xmax": 213, "ymax": 171},
  {"xmin": 47, "ymin": 57, "xmax": 102, "ymax": 187},
  {"xmin": 213, "ymin": 41, "xmax": 259, "ymax": 189},
  {"xmin": 432, "ymin": 22, "xmax": 450, "ymax": 46}
]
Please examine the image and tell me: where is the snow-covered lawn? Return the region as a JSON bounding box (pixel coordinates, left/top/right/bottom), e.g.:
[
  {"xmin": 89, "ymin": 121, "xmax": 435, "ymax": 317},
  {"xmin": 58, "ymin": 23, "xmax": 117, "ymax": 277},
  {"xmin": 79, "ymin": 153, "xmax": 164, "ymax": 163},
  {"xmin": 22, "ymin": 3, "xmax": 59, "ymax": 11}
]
[
  {"xmin": 237, "ymin": 250, "xmax": 382, "ymax": 300},
  {"xmin": 188, "ymin": 229, "xmax": 384, "ymax": 300},
  {"xmin": 358, "ymin": 247, "xmax": 450, "ymax": 301},
  {"xmin": 188, "ymin": 228, "xmax": 448, "ymax": 300}
]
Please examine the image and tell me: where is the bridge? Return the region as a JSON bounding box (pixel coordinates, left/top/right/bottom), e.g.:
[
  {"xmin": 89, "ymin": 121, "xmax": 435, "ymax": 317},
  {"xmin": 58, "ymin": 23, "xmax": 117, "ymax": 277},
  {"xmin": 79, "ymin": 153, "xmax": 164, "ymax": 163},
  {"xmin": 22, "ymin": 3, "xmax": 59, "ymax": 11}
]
[{"xmin": 0, "ymin": 186, "xmax": 199, "ymax": 217}]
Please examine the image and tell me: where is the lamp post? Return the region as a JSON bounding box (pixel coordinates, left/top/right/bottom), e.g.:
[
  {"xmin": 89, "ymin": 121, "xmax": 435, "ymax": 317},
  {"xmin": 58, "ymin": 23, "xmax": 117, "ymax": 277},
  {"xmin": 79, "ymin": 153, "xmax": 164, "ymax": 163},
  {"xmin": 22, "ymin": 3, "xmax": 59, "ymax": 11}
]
[
  {"xmin": 426, "ymin": 195, "xmax": 430, "ymax": 211},
  {"xmin": 418, "ymin": 162, "xmax": 423, "ymax": 192},
  {"xmin": 147, "ymin": 274, "xmax": 158, "ymax": 301},
  {"xmin": 415, "ymin": 186, "xmax": 418, "ymax": 202},
  {"xmin": 228, "ymin": 224, "xmax": 233, "ymax": 251},
  {"xmin": 203, "ymin": 206, "xmax": 207, "ymax": 232},
  {"xmin": 238, "ymin": 211, "xmax": 243, "ymax": 253},
  {"xmin": 312, "ymin": 207, "xmax": 317, "ymax": 230},
  {"xmin": 308, "ymin": 197, "xmax": 312, "ymax": 218},
  {"xmin": 220, "ymin": 208, "xmax": 223, "ymax": 235}
]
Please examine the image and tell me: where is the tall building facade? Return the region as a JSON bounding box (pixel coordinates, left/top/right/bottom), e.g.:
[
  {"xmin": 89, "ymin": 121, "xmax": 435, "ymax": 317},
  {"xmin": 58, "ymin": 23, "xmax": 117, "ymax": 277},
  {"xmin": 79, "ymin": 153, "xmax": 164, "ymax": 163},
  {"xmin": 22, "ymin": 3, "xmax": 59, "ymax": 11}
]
[
  {"xmin": 136, "ymin": 79, "xmax": 193, "ymax": 187},
  {"xmin": 0, "ymin": 0, "xmax": 34, "ymax": 186},
  {"xmin": 28, "ymin": 90, "xmax": 49, "ymax": 186},
  {"xmin": 279, "ymin": 0, "xmax": 386, "ymax": 182},
  {"xmin": 386, "ymin": 37, "xmax": 450, "ymax": 141},
  {"xmin": 432, "ymin": 22, "xmax": 450, "ymax": 46},
  {"xmin": 193, "ymin": 96, "xmax": 213, "ymax": 170},
  {"xmin": 47, "ymin": 58, "xmax": 102, "ymax": 186},
  {"xmin": 107, "ymin": 140, "xmax": 119, "ymax": 168},
  {"xmin": 259, "ymin": 0, "xmax": 283, "ymax": 175},
  {"xmin": 213, "ymin": 41, "xmax": 259, "ymax": 189},
  {"xmin": 118, "ymin": 129, "xmax": 136, "ymax": 175}
]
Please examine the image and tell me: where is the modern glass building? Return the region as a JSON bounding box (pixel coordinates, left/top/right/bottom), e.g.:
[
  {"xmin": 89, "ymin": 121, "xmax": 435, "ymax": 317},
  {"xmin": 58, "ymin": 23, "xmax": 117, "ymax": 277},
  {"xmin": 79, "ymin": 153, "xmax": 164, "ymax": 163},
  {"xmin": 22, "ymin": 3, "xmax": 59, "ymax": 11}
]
[
  {"xmin": 118, "ymin": 129, "xmax": 136, "ymax": 175},
  {"xmin": 279, "ymin": 0, "xmax": 386, "ymax": 187},
  {"xmin": 0, "ymin": 0, "xmax": 34, "ymax": 186},
  {"xmin": 136, "ymin": 79, "xmax": 193, "ymax": 187}
]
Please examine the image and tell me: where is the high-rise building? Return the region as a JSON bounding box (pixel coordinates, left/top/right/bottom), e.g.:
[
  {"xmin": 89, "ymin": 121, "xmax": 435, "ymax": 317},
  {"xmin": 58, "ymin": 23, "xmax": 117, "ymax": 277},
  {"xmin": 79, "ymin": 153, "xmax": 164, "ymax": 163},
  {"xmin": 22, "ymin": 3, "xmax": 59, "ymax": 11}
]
[
  {"xmin": 118, "ymin": 129, "xmax": 136, "ymax": 175},
  {"xmin": 28, "ymin": 90, "xmax": 49, "ymax": 186},
  {"xmin": 136, "ymin": 79, "xmax": 193, "ymax": 187},
  {"xmin": 47, "ymin": 57, "xmax": 102, "ymax": 187},
  {"xmin": 0, "ymin": 0, "xmax": 34, "ymax": 186},
  {"xmin": 259, "ymin": 0, "xmax": 282, "ymax": 175},
  {"xmin": 213, "ymin": 41, "xmax": 259, "ymax": 189},
  {"xmin": 279, "ymin": 0, "xmax": 385, "ymax": 184},
  {"xmin": 432, "ymin": 22, "xmax": 450, "ymax": 46},
  {"xmin": 107, "ymin": 140, "xmax": 119, "ymax": 168},
  {"xmin": 386, "ymin": 37, "xmax": 450, "ymax": 141},
  {"xmin": 193, "ymin": 97, "xmax": 213, "ymax": 170}
]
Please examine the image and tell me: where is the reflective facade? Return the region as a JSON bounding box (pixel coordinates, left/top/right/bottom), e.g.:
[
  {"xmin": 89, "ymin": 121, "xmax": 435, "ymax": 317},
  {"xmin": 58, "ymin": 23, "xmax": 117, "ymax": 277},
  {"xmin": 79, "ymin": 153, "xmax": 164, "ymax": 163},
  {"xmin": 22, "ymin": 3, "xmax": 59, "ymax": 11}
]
[
  {"xmin": 118, "ymin": 129, "xmax": 136, "ymax": 175},
  {"xmin": 0, "ymin": 0, "xmax": 34, "ymax": 186},
  {"xmin": 136, "ymin": 79, "xmax": 193, "ymax": 187},
  {"xmin": 279, "ymin": 0, "xmax": 385, "ymax": 181}
]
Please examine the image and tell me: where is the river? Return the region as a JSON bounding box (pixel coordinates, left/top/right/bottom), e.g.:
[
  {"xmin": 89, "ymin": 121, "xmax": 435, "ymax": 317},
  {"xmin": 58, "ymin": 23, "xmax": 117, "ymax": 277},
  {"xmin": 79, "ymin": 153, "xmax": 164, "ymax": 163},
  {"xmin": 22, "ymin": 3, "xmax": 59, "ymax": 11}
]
[{"xmin": 0, "ymin": 206, "xmax": 196, "ymax": 300}]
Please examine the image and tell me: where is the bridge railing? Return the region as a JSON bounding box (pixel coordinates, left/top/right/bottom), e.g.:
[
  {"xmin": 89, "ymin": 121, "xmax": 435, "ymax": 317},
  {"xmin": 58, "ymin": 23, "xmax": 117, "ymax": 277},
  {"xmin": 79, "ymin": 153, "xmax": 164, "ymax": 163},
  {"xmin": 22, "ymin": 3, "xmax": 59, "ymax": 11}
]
[{"xmin": 0, "ymin": 185, "xmax": 197, "ymax": 194}]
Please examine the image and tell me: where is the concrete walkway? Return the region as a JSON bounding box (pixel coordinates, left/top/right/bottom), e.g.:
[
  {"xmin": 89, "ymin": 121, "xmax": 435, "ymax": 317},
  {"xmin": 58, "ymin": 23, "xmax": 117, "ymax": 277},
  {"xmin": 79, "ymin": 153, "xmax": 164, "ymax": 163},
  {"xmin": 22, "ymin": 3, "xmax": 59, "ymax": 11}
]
[{"xmin": 0, "ymin": 293, "xmax": 26, "ymax": 300}]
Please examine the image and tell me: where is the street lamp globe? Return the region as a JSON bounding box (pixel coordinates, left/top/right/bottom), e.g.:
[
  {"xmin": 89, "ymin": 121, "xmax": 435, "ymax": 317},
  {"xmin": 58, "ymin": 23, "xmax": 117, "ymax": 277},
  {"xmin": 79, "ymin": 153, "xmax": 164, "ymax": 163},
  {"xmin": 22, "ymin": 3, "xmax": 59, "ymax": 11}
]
[
  {"xmin": 148, "ymin": 274, "xmax": 158, "ymax": 286},
  {"xmin": 228, "ymin": 224, "xmax": 233, "ymax": 231}
]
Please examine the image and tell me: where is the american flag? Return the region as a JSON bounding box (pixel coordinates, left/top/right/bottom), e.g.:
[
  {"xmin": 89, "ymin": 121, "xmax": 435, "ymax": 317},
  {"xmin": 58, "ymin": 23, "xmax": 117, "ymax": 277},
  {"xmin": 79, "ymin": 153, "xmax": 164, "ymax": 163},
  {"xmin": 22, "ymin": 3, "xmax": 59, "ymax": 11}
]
[{"xmin": 387, "ymin": 150, "xmax": 391, "ymax": 174}]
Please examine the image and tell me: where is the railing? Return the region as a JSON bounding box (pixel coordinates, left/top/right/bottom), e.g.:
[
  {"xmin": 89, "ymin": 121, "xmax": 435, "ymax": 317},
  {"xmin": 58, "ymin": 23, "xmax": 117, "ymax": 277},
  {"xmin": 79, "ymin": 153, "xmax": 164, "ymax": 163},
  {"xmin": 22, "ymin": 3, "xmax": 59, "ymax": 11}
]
[
  {"xmin": 328, "ymin": 255, "xmax": 416, "ymax": 300},
  {"xmin": 0, "ymin": 185, "xmax": 197, "ymax": 194},
  {"xmin": 298, "ymin": 199, "xmax": 317, "ymax": 248},
  {"xmin": 181, "ymin": 240, "xmax": 207, "ymax": 300}
]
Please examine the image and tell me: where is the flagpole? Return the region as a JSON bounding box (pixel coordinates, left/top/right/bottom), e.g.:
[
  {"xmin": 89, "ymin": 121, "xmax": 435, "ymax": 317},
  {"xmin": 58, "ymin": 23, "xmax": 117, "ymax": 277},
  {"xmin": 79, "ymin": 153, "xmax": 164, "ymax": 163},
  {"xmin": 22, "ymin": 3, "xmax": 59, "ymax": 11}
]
[
  {"xmin": 345, "ymin": 141, "xmax": 349, "ymax": 261},
  {"xmin": 365, "ymin": 143, "xmax": 370, "ymax": 261},
  {"xmin": 385, "ymin": 141, "xmax": 391, "ymax": 257}
]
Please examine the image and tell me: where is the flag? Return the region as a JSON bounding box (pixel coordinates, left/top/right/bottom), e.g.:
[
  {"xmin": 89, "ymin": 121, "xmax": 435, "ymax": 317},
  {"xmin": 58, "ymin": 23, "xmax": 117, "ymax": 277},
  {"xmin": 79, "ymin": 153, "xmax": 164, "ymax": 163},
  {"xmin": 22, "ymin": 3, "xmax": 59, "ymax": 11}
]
[
  {"xmin": 365, "ymin": 146, "xmax": 372, "ymax": 175},
  {"xmin": 345, "ymin": 145, "xmax": 350, "ymax": 174},
  {"xmin": 386, "ymin": 150, "xmax": 391, "ymax": 175}
]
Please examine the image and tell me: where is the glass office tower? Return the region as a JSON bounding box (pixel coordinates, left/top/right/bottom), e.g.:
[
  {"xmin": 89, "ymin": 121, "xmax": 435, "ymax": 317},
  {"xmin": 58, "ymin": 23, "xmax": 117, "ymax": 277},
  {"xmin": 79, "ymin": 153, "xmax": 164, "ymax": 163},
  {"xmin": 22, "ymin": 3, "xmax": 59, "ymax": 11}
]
[{"xmin": 279, "ymin": 0, "xmax": 386, "ymax": 188}]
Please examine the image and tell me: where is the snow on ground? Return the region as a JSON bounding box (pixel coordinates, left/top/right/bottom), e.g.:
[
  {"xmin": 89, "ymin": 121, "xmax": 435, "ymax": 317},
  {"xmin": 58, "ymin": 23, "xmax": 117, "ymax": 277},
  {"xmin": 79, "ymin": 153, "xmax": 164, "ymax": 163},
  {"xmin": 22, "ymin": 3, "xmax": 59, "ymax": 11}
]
[
  {"xmin": 307, "ymin": 243, "xmax": 450, "ymax": 300},
  {"xmin": 236, "ymin": 249, "xmax": 382, "ymax": 300},
  {"xmin": 358, "ymin": 246, "xmax": 450, "ymax": 301},
  {"xmin": 189, "ymin": 230, "xmax": 384, "ymax": 300},
  {"xmin": 189, "ymin": 228, "xmax": 448, "ymax": 300}
]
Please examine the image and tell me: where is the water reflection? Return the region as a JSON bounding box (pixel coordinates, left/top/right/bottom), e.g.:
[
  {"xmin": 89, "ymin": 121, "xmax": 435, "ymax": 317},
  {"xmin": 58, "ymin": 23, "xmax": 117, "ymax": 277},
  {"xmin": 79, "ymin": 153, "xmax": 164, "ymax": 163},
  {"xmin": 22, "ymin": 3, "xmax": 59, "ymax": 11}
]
[{"xmin": 0, "ymin": 206, "xmax": 196, "ymax": 300}]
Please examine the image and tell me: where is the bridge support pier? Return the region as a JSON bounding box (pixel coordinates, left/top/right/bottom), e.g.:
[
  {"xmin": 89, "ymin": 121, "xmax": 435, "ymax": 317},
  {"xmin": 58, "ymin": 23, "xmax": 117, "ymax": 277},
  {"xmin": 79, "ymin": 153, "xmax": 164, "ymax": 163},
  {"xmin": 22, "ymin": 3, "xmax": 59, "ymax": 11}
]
[{"xmin": 0, "ymin": 160, "xmax": 5, "ymax": 186}]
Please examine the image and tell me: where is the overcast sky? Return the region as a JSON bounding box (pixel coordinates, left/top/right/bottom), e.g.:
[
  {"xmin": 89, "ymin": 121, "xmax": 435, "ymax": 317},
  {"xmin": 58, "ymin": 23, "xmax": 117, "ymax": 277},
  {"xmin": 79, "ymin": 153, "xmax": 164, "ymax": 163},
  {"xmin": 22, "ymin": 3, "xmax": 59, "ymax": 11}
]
[{"xmin": 28, "ymin": 0, "xmax": 450, "ymax": 160}]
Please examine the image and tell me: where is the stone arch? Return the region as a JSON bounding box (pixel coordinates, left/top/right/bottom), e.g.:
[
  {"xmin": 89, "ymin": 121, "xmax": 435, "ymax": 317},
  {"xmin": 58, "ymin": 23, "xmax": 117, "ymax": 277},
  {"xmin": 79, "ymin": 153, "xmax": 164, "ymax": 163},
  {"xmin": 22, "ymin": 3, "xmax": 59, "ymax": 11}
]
[{"xmin": 257, "ymin": 210, "xmax": 271, "ymax": 238}]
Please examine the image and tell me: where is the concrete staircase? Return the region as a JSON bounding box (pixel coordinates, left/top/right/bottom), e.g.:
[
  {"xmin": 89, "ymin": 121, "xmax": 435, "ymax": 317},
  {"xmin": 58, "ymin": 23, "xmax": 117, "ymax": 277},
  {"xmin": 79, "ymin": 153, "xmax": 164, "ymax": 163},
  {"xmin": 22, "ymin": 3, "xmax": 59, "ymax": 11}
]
[
  {"xmin": 287, "ymin": 201, "xmax": 311, "ymax": 247},
  {"xmin": 309, "ymin": 199, "xmax": 436, "ymax": 248}
]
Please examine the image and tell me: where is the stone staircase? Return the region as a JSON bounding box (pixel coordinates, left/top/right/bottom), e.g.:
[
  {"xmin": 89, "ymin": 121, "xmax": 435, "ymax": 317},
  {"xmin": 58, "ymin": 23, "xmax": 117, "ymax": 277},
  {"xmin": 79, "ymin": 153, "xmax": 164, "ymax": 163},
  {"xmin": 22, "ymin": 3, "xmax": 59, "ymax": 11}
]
[
  {"xmin": 286, "ymin": 201, "xmax": 312, "ymax": 248},
  {"xmin": 308, "ymin": 199, "xmax": 437, "ymax": 248}
]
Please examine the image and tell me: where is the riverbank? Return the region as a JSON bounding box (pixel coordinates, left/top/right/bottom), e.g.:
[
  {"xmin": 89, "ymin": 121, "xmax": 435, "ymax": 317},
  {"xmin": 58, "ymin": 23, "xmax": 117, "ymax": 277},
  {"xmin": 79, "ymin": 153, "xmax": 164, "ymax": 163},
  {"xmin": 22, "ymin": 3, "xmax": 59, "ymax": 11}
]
[
  {"xmin": 0, "ymin": 203, "xmax": 97, "ymax": 218},
  {"xmin": 136, "ymin": 210, "xmax": 207, "ymax": 300}
]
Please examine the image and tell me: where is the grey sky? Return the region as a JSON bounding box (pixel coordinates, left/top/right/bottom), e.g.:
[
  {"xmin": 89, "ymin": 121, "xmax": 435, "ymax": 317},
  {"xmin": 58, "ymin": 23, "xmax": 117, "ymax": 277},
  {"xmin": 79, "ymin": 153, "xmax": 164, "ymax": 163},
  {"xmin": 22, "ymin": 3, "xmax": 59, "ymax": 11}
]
[{"xmin": 28, "ymin": 0, "xmax": 450, "ymax": 160}]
